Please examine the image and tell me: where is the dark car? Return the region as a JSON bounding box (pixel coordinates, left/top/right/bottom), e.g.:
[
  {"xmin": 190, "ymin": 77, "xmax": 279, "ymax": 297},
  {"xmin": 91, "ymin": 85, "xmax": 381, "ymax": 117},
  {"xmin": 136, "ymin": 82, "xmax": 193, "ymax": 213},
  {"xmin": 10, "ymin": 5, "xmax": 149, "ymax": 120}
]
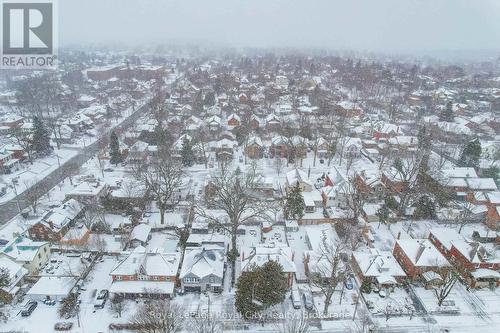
[
  {"xmin": 21, "ymin": 301, "xmax": 37, "ymax": 316},
  {"xmin": 344, "ymin": 278, "xmax": 354, "ymax": 290}
]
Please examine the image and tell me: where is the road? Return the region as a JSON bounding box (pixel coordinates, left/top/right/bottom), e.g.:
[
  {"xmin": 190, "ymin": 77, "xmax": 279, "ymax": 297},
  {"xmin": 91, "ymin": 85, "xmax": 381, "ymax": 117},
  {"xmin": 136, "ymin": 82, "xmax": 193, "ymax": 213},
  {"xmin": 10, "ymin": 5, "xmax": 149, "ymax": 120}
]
[{"xmin": 0, "ymin": 98, "xmax": 153, "ymax": 224}]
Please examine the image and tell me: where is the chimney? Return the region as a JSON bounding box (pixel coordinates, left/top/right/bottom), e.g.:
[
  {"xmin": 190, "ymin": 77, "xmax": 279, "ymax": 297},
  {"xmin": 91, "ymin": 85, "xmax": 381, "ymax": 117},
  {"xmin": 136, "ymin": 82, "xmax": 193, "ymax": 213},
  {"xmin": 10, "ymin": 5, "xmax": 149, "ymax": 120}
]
[{"xmin": 415, "ymin": 241, "xmax": 426, "ymax": 264}]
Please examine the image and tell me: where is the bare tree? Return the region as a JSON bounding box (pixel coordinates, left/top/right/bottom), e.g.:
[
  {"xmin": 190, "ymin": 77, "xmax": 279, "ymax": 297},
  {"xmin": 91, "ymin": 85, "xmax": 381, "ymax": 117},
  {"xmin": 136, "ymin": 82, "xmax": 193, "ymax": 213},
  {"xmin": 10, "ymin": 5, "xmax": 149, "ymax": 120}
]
[
  {"xmin": 89, "ymin": 234, "xmax": 108, "ymax": 255},
  {"xmin": 306, "ymin": 241, "xmax": 347, "ymax": 315},
  {"xmin": 193, "ymin": 128, "xmax": 210, "ymax": 169},
  {"xmin": 82, "ymin": 205, "xmax": 106, "ymax": 231},
  {"xmin": 129, "ymin": 299, "xmax": 184, "ymax": 333},
  {"xmin": 391, "ymin": 156, "xmax": 424, "ymax": 215},
  {"xmin": 276, "ymin": 312, "xmax": 310, "ymax": 333},
  {"xmin": 10, "ymin": 127, "xmax": 33, "ymax": 163},
  {"xmin": 344, "ymin": 177, "xmax": 365, "ymax": 222},
  {"xmin": 336, "ymin": 220, "xmax": 363, "ymax": 251},
  {"xmin": 109, "ymin": 293, "xmax": 128, "ymax": 318},
  {"xmin": 135, "ymin": 150, "xmax": 183, "ymax": 225},
  {"xmin": 455, "ymin": 200, "xmax": 475, "ymax": 234},
  {"xmin": 434, "ymin": 271, "xmax": 459, "ymax": 307},
  {"xmin": 23, "ymin": 180, "xmax": 41, "ymax": 214},
  {"xmin": 196, "ymin": 166, "xmax": 270, "ymax": 285},
  {"xmin": 274, "ymin": 156, "xmax": 284, "ymax": 177},
  {"xmin": 190, "ymin": 310, "xmax": 223, "ymax": 333},
  {"xmin": 95, "ymin": 123, "xmax": 111, "ymax": 178}
]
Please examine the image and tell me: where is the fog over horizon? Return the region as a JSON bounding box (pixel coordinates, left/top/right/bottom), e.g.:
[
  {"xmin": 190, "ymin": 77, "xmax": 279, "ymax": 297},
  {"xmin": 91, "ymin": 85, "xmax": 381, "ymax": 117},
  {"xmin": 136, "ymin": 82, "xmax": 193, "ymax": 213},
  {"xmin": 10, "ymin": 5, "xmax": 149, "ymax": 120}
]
[{"xmin": 59, "ymin": 0, "xmax": 500, "ymax": 58}]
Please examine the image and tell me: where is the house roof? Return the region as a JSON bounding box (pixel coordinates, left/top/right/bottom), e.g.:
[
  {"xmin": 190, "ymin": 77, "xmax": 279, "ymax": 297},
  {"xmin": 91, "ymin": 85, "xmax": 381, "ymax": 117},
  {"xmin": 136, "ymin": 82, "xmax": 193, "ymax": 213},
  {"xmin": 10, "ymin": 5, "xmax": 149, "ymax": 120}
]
[
  {"xmin": 1, "ymin": 237, "xmax": 48, "ymax": 262},
  {"xmin": 396, "ymin": 239, "xmax": 450, "ymax": 267},
  {"xmin": 179, "ymin": 245, "xmax": 225, "ymax": 279},
  {"xmin": 111, "ymin": 247, "xmax": 180, "ymax": 277},
  {"xmin": 27, "ymin": 277, "xmax": 77, "ymax": 297},
  {"xmin": 241, "ymin": 243, "xmax": 296, "ymax": 273},
  {"xmin": 130, "ymin": 223, "xmax": 151, "ymax": 243},
  {"xmin": 353, "ymin": 250, "xmax": 406, "ymax": 280},
  {"xmin": 286, "ymin": 168, "xmax": 312, "ymax": 187},
  {"xmin": 0, "ymin": 257, "xmax": 28, "ymax": 293}
]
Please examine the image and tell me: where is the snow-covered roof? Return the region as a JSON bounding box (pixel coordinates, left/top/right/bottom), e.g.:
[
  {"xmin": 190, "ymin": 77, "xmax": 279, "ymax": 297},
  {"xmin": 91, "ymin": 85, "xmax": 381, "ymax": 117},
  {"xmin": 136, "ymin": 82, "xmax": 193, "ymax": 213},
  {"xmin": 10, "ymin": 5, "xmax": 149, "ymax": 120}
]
[
  {"xmin": 1, "ymin": 237, "xmax": 48, "ymax": 262},
  {"xmin": 39, "ymin": 199, "xmax": 84, "ymax": 231},
  {"xmin": 471, "ymin": 269, "xmax": 500, "ymax": 280},
  {"xmin": 111, "ymin": 246, "xmax": 180, "ymax": 277},
  {"xmin": 465, "ymin": 178, "xmax": 497, "ymax": 191},
  {"xmin": 395, "ymin": 239, "xmax": 450, "ymax": 267},
  {"xmin": 241, "ymin": 243, "xmax": 296, "ymax": 273},
  {"xmin": 130, "ymin": 223, "xmax": 151, "ymax": 243},
  {"xmin": 353, "ymin": 249, "xmax": 406, "ymax": 281},
  {"xmin": 286, "ymin": 168, "xmax": 312, "ymax": 188},
  {"xmin": 0, "ymin": 257, "xmax": 28, "ymax": 293},
  {"xmin": 27, "ymin": 277, "xmax": 77, "ymax": 297},
  {"xmin": 180, "ymin": 245, "xmax": 225, "ymax": 279}
]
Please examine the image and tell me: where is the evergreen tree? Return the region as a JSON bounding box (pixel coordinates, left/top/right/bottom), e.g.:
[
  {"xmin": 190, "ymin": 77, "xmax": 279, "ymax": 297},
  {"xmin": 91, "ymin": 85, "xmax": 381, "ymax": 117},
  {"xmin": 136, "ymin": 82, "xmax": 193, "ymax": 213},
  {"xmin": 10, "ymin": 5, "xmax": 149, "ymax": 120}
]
[
  {"xmin": 460, "ymin": 138, "xmax": 481, "ymax": 168},
  {"xmin": 204, "ymin": 90, "xmax": 216, "ymax": 107},
  {"xmin": 439, "ymin": 101, "xmax": 454, "ymax": 122},
  {"xmin": 414, "ymin": 196, "xmax": 436, "ymax": 219},
  {"xmin": 284, "ymin": 182, "xmax": 305, "ymax": 220},
  {"xmin": 235, "ymin": 261, "xmax": 288, "ymax": 320},
  {"xmin": 31, "ymin": 116, "xmax": 52, "ymax": 156},
  {"xmin": 109, "ymin": 131, "xmax": 122, "ymax": 165},
  {"xmin": 181, "ymin": 137, "xmax": 195, "ymax": 167},
  {"xmin": 482, "ymin": 166, "xmax": 499, "ymax": 187},
  {"xmin": 376, "ymin": 204, "xmax": 390, "ymax": 224},
  {"xmin": 0, "ymin": 268, "xmax": 11, "ymax": 303}
]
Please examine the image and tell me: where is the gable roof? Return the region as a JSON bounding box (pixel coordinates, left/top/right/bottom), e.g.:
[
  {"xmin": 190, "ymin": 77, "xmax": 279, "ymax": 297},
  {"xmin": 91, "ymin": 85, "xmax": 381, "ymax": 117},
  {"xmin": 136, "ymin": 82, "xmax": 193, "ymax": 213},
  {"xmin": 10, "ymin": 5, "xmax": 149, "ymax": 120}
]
[
  {"xmin": 179, "ymin": 246, "xmax": 225, "ymax": 279},
  {"xmin": 241, "ymin": 243, "xmax": 296, "ymax": 273},
  {"xmin": 111, "ymin": 246, "xmax": 180, "ymax": 277}
]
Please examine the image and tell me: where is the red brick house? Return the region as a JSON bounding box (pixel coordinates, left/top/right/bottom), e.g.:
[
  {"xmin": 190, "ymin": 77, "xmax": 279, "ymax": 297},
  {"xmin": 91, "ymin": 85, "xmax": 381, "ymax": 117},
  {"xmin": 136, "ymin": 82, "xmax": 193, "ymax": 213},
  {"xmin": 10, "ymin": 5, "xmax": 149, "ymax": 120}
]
[
  {"xmin": 245, "ymin": 136, "xmax": 264, "ymax": 159},
  {"xmin": 373, "ymin": 123, "xmax": 401, "ymax": 141},
  {"xmin": 227, "ymin": 113, "xmax": 241, "ymax": 127},
  {"xmin": 109, "ymin": 247, "xmax": 180, "ymax": 298},
  {"xmin": 392, "ymin": 239, "xmax": 450, "ymax": 280},
  {"xmin": 28, "ymin": 199, "xmax": 84, "ymax": 242}
]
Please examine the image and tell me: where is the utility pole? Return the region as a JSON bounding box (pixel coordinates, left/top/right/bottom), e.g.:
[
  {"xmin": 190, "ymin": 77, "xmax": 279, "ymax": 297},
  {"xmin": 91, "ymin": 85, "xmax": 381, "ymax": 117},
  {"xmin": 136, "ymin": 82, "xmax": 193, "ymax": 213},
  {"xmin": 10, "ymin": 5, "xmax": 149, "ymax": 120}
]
[
  {"xmin": 352, "ymin": 292, "xmax": 360, "ymax": 321},
  {"xmin": 11, "ymin": 180, "xmax": 21, "ymax": 213}
]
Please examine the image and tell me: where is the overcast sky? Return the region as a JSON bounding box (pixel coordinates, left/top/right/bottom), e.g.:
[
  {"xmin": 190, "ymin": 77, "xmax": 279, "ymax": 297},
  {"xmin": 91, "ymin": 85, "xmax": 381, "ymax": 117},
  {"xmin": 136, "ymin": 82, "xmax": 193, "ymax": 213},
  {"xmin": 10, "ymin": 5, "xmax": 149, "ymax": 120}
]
[{"xmin": 59, "ymin": 0, "xmax": 500, "ymax": 54}]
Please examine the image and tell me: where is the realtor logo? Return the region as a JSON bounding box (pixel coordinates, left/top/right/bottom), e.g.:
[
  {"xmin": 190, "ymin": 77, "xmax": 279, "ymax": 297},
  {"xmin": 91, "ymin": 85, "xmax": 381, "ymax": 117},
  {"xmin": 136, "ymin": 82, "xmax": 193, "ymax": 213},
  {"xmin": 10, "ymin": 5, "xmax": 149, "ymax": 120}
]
[{"xmin": 1, "ymin": 0, "xmax": 57, "ymax": 69}]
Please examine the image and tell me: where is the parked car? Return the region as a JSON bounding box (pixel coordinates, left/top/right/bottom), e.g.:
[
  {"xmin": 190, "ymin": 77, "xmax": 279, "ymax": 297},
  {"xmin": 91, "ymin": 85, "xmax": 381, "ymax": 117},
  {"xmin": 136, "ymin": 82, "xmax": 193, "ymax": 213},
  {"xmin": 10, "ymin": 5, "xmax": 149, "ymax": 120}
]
[
  {"xmin": 302, "ymin": 291, "xmax": 314, "ymax": 310},
  {"xmin": 290, "ymin": 288, "xmax": 302, "ymax": 309},
  {"xmin": 54, "ymin": 322, "xmax": 73, "ymax": 331},
  {"xmin": 21, "ymin": 301, "xmax": 38, "ymax": 316},
  {"xmin": 344, "ymin": 278, "xmax": 354, "ymax": 290},
  {"xmin": 96, "ymin": 289, "xmax": 109, "ymax": 300},
  {"xmin": 94, "ymin": 297, "xmax": 107, "ymax": 309}
]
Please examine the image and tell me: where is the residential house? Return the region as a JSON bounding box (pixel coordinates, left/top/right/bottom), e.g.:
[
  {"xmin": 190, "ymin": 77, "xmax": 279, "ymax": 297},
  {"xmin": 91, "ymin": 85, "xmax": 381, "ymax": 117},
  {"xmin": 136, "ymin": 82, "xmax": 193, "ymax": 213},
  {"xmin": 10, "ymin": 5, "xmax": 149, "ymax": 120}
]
[
  {"xmin": 0, "ymin": 237, "xmax": 50, "ymax": 274},
  {"xmin": 352, "ymin": 249, "xmax": 406, "ymax": 288},
  {"xmin": 392, "ymin": 239, "xmax": 451, "ymax": 280},
  {"xmin": 29, "ymin": 199, "xmax": 84, "ymax": 242},
  {"xmin": 109, "ymin": 246, "xmax": 181, "ymax": 298},
  {"xmin": 129, "ymin": 223, "xmax": 152, "ymax": 248},
  {"xmin": 227, "ymin": 113, "xmax": 241, "ymax": 127},
  {"xmin": 240, "ymin": 243, "xmax": 296, "ymax": 288},
  {"xmin": 65, "ymin": 181, "xmax": 109, "ymax": 205},
  {"xmin": 245, "ymin": 136, "xmax": 264, "ymax": 159},
  {"xmin": 179, "ymin": 245, "xmax": 225, "ymax": 293},
  {"xmin": 0, "ymin": 257, "xmax": 28, "ymax": 302}
]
